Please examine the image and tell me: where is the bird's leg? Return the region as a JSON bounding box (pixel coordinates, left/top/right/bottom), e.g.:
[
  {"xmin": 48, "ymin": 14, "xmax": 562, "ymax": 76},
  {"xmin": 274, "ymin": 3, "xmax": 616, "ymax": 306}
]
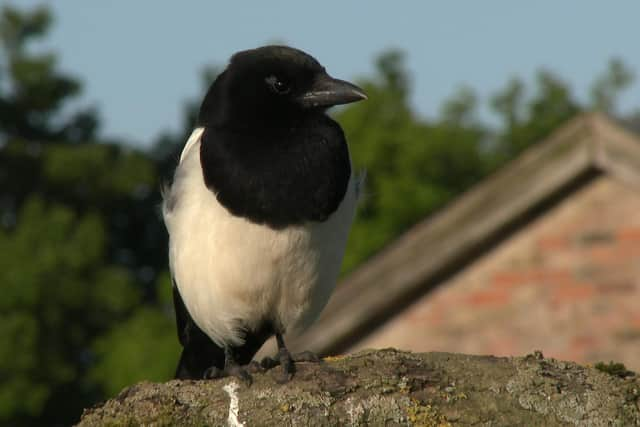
[
  {"xmin": 261, "ymin": 333, "xmax": 322, "ymax": 382},
  {"xmin": 224, "ymin": 347, "xmax": 254, "ymax": 384},
  {"xmin": 275, "ymin": 333, "xmax": 294, "ymax": 382},
  {"xmin": 203, "ymin": 347, "xmax": 253, "ymax": 384}
]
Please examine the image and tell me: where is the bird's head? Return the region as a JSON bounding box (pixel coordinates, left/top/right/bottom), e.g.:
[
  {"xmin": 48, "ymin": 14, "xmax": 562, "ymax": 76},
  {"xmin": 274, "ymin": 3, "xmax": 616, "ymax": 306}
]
[{"xmin": 198, "ymin": 45, "xmax": 366, "ymax": 129}]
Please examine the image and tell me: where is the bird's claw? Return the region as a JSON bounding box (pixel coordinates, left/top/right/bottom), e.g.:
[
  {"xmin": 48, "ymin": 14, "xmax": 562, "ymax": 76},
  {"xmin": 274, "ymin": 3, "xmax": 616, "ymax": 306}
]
[
  {"xmin": 203, "ymin": 363, "xmax": 256, "ymax": 385},
  {"xmin": 260, "ymin": 349, "xmax": 322, "ymax": 382}
]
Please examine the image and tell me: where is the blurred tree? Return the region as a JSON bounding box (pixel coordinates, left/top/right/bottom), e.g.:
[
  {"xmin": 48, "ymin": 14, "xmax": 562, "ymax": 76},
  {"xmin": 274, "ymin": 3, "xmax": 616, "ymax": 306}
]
[
  {"xmin": 490, "ymin": 70, "xmax": 581, "ymax": 164},
  {"xmin": 0, "ymin": 6, "xmax": 177, "ymax": 426},
  {"xmin": 0, "ymin": 197, "xmax": 138, "ymax": 424},
  {"xmin": 590, "ymin": 58, "xmax": 634, "ymax": 115},
  {"xmin": 337, "ymin": 51, "xmax": 488, "ymax": 272},
  {"xmin": 0, "ymin": 6, "xmax": 97, "ymax": 144}
]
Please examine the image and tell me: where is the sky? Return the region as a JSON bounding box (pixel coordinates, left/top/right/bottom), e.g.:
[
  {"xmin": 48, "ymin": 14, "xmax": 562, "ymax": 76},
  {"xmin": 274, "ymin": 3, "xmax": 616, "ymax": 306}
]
[{"xmin": 12, "ymin": 1, "xmax": 640, "ymax": 147}]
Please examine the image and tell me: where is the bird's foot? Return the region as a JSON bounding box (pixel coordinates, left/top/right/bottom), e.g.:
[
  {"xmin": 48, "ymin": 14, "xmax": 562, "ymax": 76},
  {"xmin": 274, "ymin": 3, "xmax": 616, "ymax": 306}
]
[
  {"xmin": 203, "ymin": 361, "xmax": 263, "ymax": 385},
  {"xmin": 260, "ymin": 349, "xmax": 322, "ymax": 383}
]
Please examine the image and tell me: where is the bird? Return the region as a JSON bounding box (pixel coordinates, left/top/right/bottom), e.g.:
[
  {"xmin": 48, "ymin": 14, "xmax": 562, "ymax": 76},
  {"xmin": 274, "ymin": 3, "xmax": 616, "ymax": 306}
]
[{"xmin": 162, "ymin": 45, "xmax": 366, "ymax": 383}]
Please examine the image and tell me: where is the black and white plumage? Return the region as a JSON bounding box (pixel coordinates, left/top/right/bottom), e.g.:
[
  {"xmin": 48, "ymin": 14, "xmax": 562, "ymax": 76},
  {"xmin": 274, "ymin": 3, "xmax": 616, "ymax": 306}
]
[{"xmin": 162, "ymin": 45, "xmax": 366, "ymax": 382}]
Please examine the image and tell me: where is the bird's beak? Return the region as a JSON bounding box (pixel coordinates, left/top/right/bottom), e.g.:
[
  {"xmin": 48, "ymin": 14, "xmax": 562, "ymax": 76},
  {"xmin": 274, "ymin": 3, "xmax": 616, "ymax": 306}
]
[{"xmin": 297, "ymin": 74, "xmax": 367, "ymax": 109}]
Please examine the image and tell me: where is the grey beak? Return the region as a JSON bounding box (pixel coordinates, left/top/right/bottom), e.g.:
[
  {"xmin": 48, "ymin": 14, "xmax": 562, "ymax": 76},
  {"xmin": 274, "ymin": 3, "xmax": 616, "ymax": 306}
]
[{"xmin": 298, "ymin": 74, "xmax": 367, "ymax": 108}]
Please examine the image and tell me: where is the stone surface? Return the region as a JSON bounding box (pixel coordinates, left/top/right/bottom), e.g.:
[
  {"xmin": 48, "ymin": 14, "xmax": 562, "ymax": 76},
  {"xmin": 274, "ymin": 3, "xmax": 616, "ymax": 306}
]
[{"xmin": 78, "ymin": 349, "xmax": 640, "ymax": 426}]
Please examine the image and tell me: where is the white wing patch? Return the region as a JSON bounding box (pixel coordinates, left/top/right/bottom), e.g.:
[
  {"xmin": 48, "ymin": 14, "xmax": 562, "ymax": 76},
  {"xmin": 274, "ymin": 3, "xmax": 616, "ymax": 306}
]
[
  {"xmin": 162, "ymin": 127, "xmax": 204, "ymax": 217},
  {"xmin": 180, "ymin": 127, "xmax": 205, "ymax": 164}
]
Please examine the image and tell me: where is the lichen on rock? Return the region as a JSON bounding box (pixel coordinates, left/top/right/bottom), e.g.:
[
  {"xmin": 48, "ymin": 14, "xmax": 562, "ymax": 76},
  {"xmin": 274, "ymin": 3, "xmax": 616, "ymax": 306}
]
[{"xmin": 78, "ymin": 349, "xmax": 640, "ymax": 426}]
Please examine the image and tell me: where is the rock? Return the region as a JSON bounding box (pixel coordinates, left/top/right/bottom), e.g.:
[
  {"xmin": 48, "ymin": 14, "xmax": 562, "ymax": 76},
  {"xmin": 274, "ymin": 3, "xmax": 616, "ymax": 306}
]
[{"xmin": 78, "ymin": 349, "xmax": 640, "ymax": 426}]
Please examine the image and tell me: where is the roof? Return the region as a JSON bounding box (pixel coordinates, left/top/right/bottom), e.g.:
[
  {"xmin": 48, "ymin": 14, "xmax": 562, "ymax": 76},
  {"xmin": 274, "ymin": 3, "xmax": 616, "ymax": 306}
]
[{"xmin": 290, "ymin": 112, "xmax": 640, "ymax": 355}]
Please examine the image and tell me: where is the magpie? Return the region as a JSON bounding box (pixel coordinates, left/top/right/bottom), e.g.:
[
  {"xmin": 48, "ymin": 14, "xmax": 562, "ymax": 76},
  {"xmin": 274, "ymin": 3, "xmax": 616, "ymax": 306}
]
[{"xmin": 162, "ymin": 45, "xmax": 366, "ymax": 383}]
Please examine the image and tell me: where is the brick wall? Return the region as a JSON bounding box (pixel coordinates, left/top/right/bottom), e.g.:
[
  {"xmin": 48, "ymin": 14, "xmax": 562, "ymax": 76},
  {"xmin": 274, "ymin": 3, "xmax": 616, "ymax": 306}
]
[{"xmin": 351, "ymin": 175, "xmax": 640, "ymax": 371}]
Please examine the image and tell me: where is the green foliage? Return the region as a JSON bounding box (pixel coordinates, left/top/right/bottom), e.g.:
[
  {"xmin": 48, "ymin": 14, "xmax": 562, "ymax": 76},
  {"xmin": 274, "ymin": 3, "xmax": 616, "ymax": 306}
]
[
  {"xmin": 89, "ymin": 308, "xmax": 180, "ymax": 397},
  {"xmin": 1, "ymin": 4, "xmax": 638, "ymax": 427},
  {"xmin": 0, "ymin": 6, "xmax": 171, "ymax": 426},
  {"xmin": 88, "ymin": 272, "xmax": 179, "ymax": 397},
  {"xmin": 590, "ymin": 59, "xmax": 635, "ymax": 114},
  {"xmin": 0, "ymin": 197, "xmax": 139, "ymax": 424},
  {"xmin": 490, "ymin": 71, "xmax": 581, "ymax": 164},
  {"xmin": 0, "ymin": 6, "xmax": 97, "ymax": 143}
]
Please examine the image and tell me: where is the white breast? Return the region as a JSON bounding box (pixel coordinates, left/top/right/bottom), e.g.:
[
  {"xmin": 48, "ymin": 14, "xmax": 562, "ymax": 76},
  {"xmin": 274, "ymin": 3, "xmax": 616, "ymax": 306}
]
[{"xmin": 162, "ymin": 128, "xmax": 359, "ymax": 347}]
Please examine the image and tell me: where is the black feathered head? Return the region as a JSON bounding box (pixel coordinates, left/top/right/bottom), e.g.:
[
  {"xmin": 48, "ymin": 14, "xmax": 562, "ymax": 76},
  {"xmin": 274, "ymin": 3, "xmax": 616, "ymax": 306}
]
[{"xmin": 198, "ymin": 45, "xmax": 366, "ymax": 129}]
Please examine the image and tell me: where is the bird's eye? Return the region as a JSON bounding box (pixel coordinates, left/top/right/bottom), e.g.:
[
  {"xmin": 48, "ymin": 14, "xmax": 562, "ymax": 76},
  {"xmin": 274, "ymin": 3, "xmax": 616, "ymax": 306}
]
[{"xmin": 265, "ymin": 75, "xmax": 291, "ymax": 94}]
